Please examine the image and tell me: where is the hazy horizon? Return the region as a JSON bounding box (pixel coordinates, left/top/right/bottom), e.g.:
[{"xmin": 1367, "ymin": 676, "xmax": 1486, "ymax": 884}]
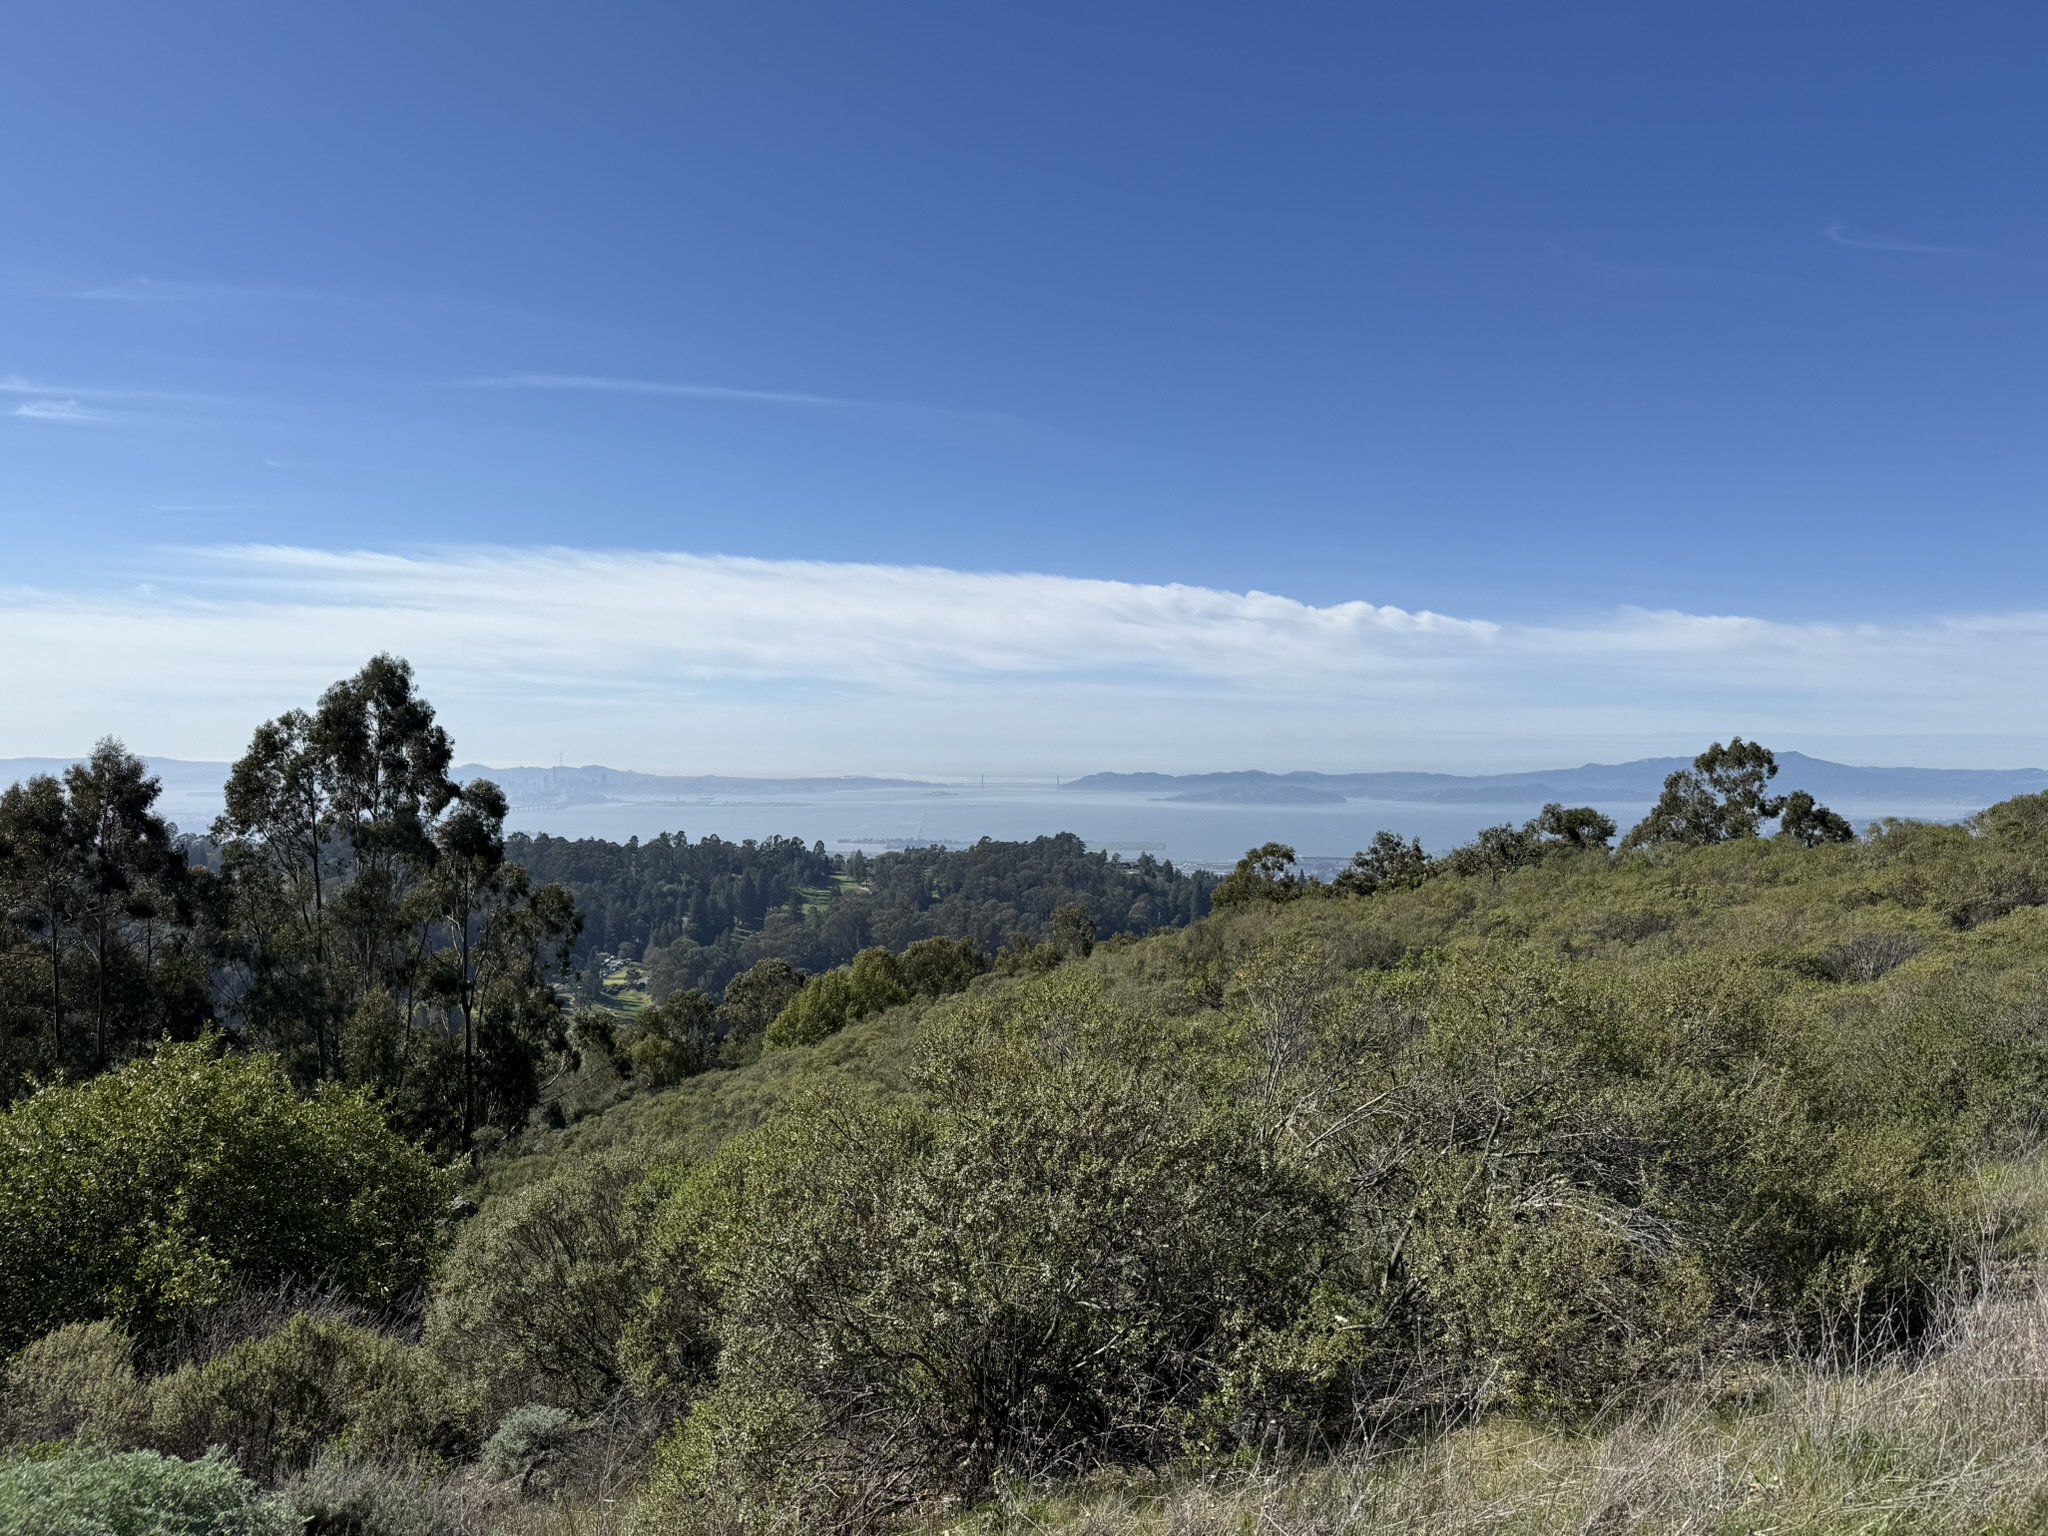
[
  {"xmin": 10, "ymin": 744, "xmax": 2048, "ymax": 783},
  {"xmin": 8, "ymin": 747, "xmax": 2036, "ymax": 867}
]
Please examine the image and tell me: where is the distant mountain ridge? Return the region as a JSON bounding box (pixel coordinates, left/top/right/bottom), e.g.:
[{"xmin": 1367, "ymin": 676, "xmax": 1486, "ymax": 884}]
[
  {"xmin": 455, "ymin": 764, "xmax": 945, "ymax": 807},
  {"xmin": 1066, "ymin": 753, "xmax": 2048, "ymax": 807},
  {"xmin": 0, "ymin": 757, "xmax": 236, "ymax": 795},
  {"xmin": 4, "ymin": 753, "xmax": 2044, "ymax": 823}
]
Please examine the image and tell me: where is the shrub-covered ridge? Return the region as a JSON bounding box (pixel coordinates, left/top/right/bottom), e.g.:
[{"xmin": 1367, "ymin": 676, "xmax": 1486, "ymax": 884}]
[{"xmin": 11, "ymin": 759, "xmax": 2048, "ymax": 1532}]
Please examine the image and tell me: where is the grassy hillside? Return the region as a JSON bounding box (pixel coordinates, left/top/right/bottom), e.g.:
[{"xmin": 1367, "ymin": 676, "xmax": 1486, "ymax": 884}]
[
  {"xmin": 478, "ymin": 999, "xmax": 929, "ymax": 1199},
  {"xmin": 13, "ymin": 798, "xmax": 2048, "ymax": 1535}
]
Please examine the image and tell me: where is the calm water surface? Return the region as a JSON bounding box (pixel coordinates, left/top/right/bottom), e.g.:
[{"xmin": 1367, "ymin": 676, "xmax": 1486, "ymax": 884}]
[{"xmin": 499, "ymin": 786, "xmax": 1970, "ymax": 869}]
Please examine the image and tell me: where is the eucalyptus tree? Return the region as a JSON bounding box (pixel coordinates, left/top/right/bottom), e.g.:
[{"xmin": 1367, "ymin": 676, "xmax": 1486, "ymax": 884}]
[
  {"xmin": 216, "ymin": 657, "xmax": 584, "ymax": 1147},
  {"xmin": 1334, "ymin": 829, "xmax": 1434, "ymax": 895},
  {"xmin": 1535, "ymin": 802, "xmax": 1617, "ymax": 849},
  {"xmin": 214, "ymin": 655, "xmax": 458, "ymax": 1082},
  {"xmin": 1691, "ymin": 737, "xmax": 1786, "ymax": 838},
  {"xmin": 422, "ymin": 778, "xmax": 580, "ymax": 1152},
  {"xmin": 1624, "ymin": 739, "xmax": 1852, "ymax": 851},
  {"xmin": 64, "ymin": 741, "xmax": 191, "ymax": 1069},
  {"xmin": 1211, "ymin": 843, "xmax": 1308, "ymax": 907},
  {"xmin": 1777, "ymin": 789, "xmax": 1856, "ymax": 847},
  {"xmin": 0, "ymin": 742, "xmax": 194, "ymax": 1091},
  {"xmin": 0, "ymin": 773, "xmax": 80, "ymax": 1078}
]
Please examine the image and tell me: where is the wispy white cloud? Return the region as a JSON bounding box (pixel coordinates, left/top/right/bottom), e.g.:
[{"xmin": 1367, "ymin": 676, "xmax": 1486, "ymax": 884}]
[
  {"xmin": 464, "ymin": 373, "xmax": 867, "ymax": 408},
  {"xmin": 0, "ymin": 373, "xmax": 197, "ymax": 406},
  {"xmin": 11, "ymin": 398, "xmax": 105, "ymax": 422},
  {"xmin": 452, "ymin": 372, "xmax": 1028, "ymax": 428},
  {"xmin": 65, "ymin": 276, "xmax": 342, "ymax": 304},
  {"xmin": 68, "ymin": 278, "xmax": 194, "ymax": 302},
  {"xmin": 3, "ymin": 546, "xmax": 2047, "ymax": 772},
  {"xmin": 1825, "ymin": 221, "xmax": 1985, "ymax": 258}
]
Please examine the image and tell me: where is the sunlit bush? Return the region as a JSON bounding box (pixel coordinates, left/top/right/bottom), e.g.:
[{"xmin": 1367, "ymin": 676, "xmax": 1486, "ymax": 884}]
[
  {"xmin": 149, "ymin": 1313, "xmax": 438, "ymax": 1483},
  {"xmin": 0, "ymin": 1320, "xmax": 151, "ymax": 1451},
  {"xmin": 0, "ymin": 1445, "xmax": 291, "ymax": 1536},
  {"xmin": 0, "ymin": 1039, "xmax": 443, "ymax": 1353}
]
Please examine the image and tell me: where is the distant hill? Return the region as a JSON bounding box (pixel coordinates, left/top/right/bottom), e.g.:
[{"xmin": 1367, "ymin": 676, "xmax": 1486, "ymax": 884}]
[
  {"xmin": 0, "ymin": 758, "xmax": 953, "ymax": 825},
  {"xmin": 0, "ymin": 756, "xmax": 233, "ymax": 793},
  {"xmin": 0, "ymin": 757, "xmax": 236, "ymax": 836},
  {"xmin": 1065, "ymin": 753, "xmax": 2048, "ymax": 808},
  {"xmin": 6, "ymin": 752, "xmax": 2044, "ymax": 829}
]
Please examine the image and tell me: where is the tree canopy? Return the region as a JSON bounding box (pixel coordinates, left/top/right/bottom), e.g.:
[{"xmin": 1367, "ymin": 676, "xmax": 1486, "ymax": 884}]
[
  {"xmin": 1621, "ymin": 738, "xmax": 1850, "ymax": 851},
  {"xmin": 210, "ymin": 656, "xmax": 579, "ymax": 1152},
  {"xmin": 0, "ymin": 741, "xmax": 207, "ymax": 1099}
]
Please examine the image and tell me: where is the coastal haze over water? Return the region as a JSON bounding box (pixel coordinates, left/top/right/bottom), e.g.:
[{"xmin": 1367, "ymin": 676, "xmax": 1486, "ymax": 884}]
[{"xmin": 6, "ymin": 753, "xmax": 2041, "ymax": 871}]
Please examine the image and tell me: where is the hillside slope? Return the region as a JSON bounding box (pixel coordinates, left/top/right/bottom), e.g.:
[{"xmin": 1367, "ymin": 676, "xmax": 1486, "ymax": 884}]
[
  {"xmin": 506, "ymin": 804, "xmax": 2048, "ymax": 1194},
  {"xmin": 15, "ymin": 798, "xmax": 2048, "ymax": 1536}
]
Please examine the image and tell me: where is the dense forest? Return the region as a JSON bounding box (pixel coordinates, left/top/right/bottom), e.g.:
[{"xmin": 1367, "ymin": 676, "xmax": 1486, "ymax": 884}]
[
  {"xmin": 9, "ymin": 670, "xmax": 2048, "ymax": 1534},
  {"xmin": 506, "ymin": 825, "xmax": 1214, "ymax": 1001}
]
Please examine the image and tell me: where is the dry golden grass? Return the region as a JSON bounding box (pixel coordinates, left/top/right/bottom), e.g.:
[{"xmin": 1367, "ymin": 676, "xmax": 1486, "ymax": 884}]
[{"xmin": 938, "ymin": 1277, "xmax": 2048, "ymax": 1536}]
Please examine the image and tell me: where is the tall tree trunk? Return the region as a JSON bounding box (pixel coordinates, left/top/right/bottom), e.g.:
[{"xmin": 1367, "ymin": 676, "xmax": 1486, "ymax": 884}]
[
  {"xmin": 47, "ymin": 897, "xmax": 62, "ymax": 1061},
  {"xmin": 461, "ymin": 913, "xmax": 476, "ymax": 1160},
  {"xmin": 95, "ymin": 901, "xmax": 109, "ymax": 1069},
  {"xmin": 308, "ymin": 826, "xmax": 330, "ymax": 1080},
  {"xmin": 142, "ymin": 913, "xmax": 155, "ymax": 1059}
]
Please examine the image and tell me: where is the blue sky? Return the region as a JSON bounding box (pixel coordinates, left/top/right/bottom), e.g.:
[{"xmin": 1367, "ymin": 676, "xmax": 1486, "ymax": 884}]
[{"xmin": 5, "ymin": 3, "xmax": 2047, "ymax": 771}]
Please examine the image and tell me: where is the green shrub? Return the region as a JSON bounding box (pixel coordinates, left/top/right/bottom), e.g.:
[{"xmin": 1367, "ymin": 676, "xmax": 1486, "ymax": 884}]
[
  {"xmin": 764, "ymin": 947, "xmax": 918, "ymax": 1052},
  {"xmin": 845, "ymin": 947, "xmax": 913, "ymax": 1015},
  {"xmin": 1227, "ymin": 947, "xmax": 1725, "ymax": 1421},
  {"xmin": 898, "ymin": 935, "xmax": 986, "ymax": 998},
  {"xmin": 277, "ymin": 1456, "xmax": 435, "ymax": 1536},
  {"xmin": 1348, "ymin": 951, "xmax": 1983, "ymax": 1373},
  {"xmin": 0, "ymin": 1320, "xmax": 151, "ymax": 1450},
  {"xmin": 149, "ymin": 1314, "xmax": 436, "ymax": 1484},
  {"xmin": 1606, "ymin": 957, "xmax": 1999, "ymax": 1338},
  {"xmin": 763, "ymin": 967, "xmax": 857, "ymax": 1050},
  {"xmin": 714, "ymin": 958, "xmax": 806, "ymax": 1066},
  {"xmin": 425, "ymin": 1152, "xmax": 700, "ymax": 1425},
  {"xmin": 0, "ymin": 1444, "xmax": 291, "ymax": 1536},
  {"xmin": 628, "ymin": 989, "xmax": 719, "ymax": 1085},
  {"xmin": 643, "ymin": 971, "xmax": 1336, "ymax": 1528},
  {"xmin": 640, "ymin": 1386, "xmax": 839, "ymax": 1536},
  {"xmin": 480, "ymin": 1403, "xmax": 577, "ymax": 1488},
  {"xmin": 1412, "ymin": 1191, "xmax": 1715, "ymax": 1413},
  {"xmin": 0, "ymin": 1039, "xmax": 443, "ymax": 1352}
]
